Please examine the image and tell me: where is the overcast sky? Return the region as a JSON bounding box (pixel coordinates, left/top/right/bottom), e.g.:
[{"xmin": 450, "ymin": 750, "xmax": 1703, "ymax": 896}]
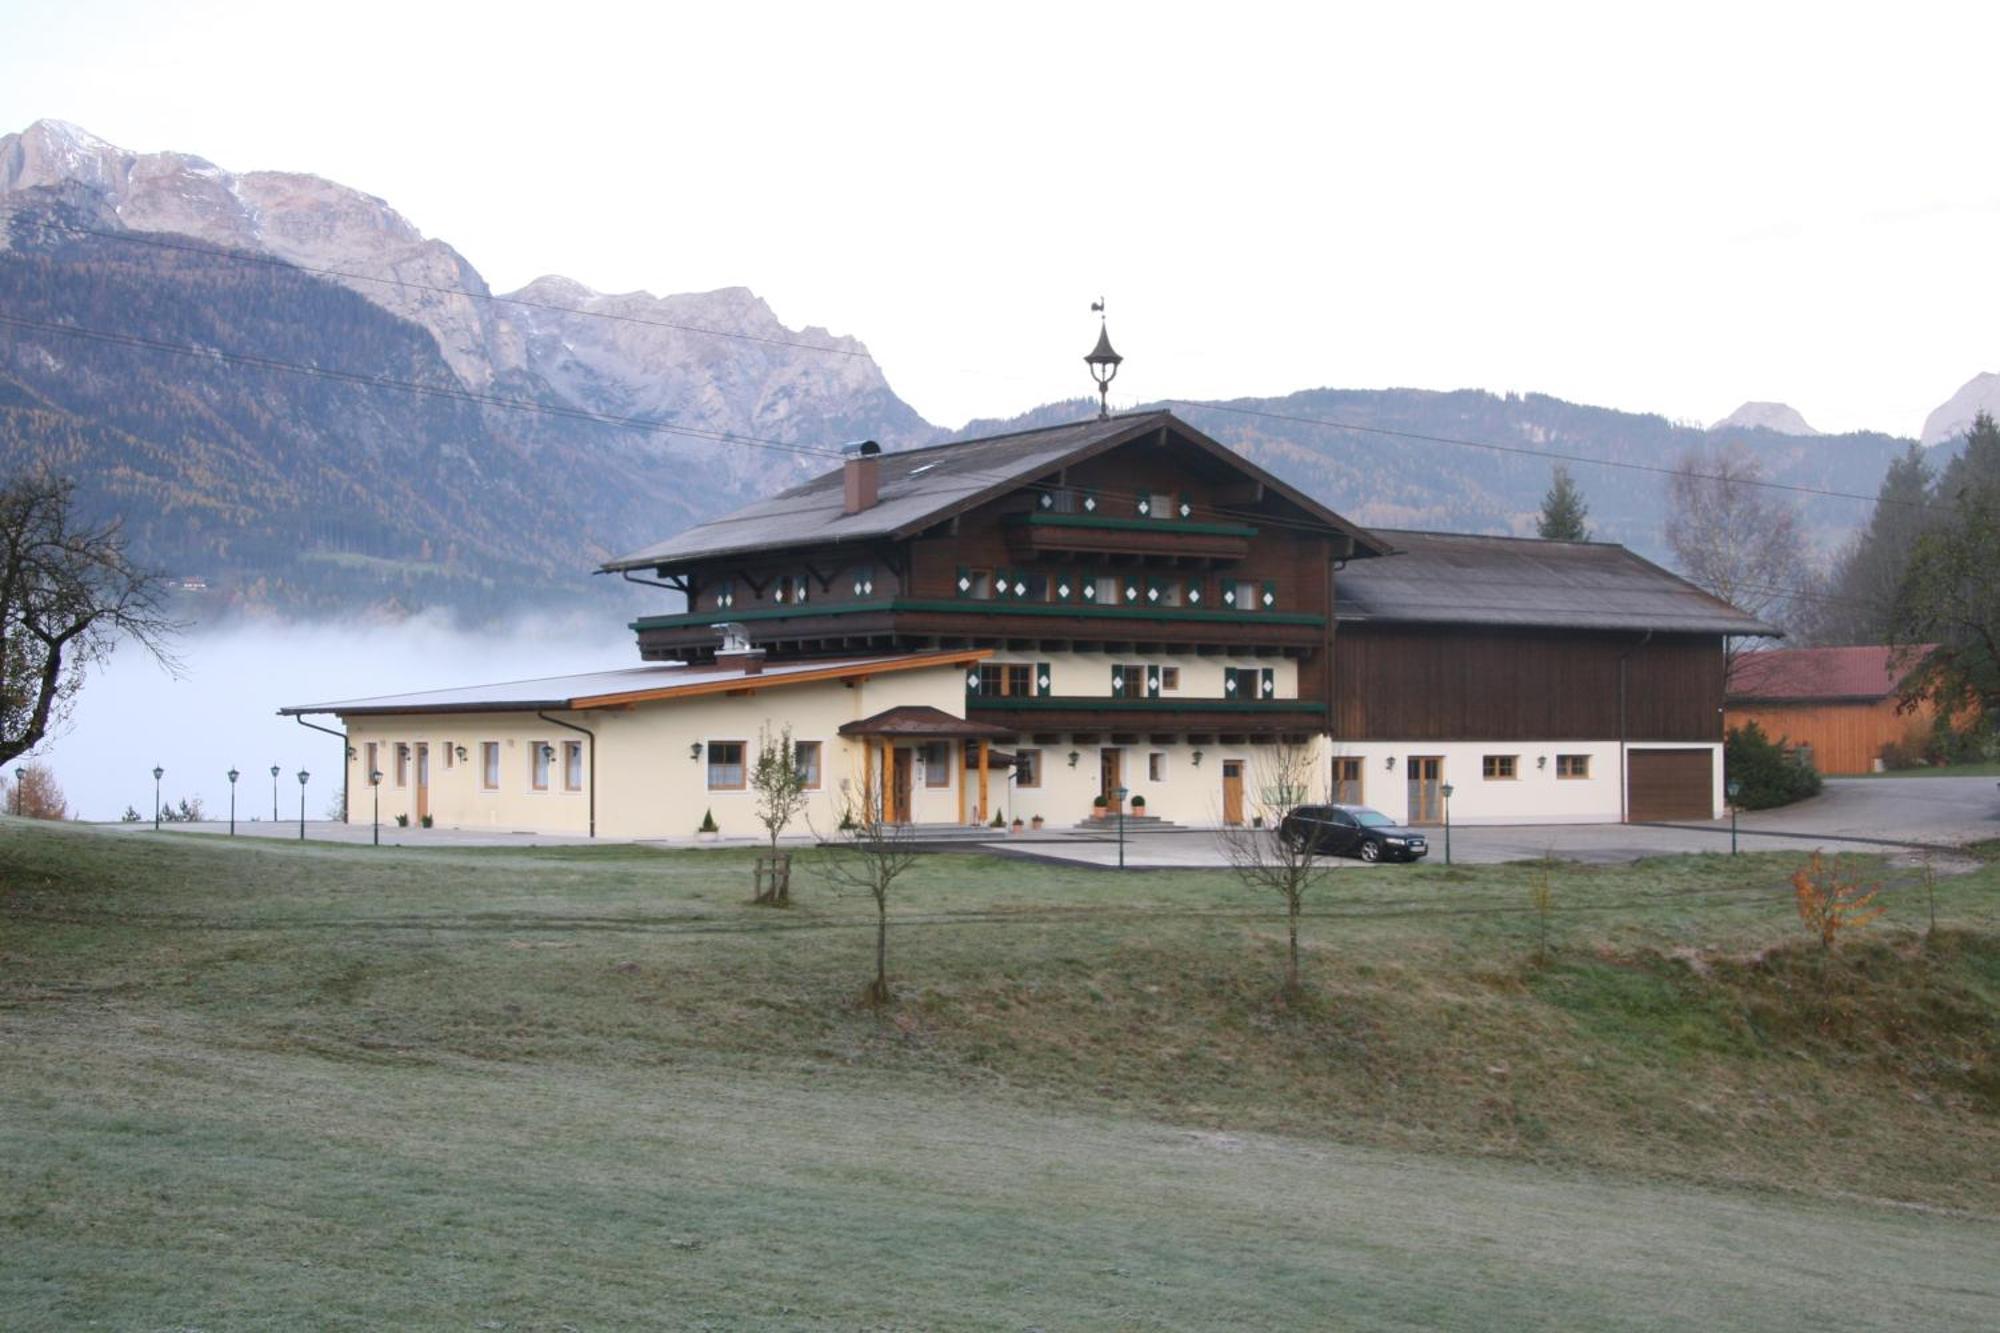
[{"xmin": 4, "ymin": 1, "xmax": 1994, "ymax": 436}]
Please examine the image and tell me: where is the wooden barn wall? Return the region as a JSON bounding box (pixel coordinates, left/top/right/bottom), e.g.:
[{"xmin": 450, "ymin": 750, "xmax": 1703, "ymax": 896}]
[
  {"xmin": 1333, "ymin": 627, "xmax": 1724, "ymax": 741},
  {"xmin": 1724, "ymin": 699, "xmax": 1930, "ymax": 775}
]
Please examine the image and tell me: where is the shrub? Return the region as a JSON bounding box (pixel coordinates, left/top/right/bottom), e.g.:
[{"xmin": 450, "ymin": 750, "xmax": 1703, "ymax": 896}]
[
  {"xmin": 698, "ymin": 808, "xmax": 719, "ymax": 834},
  {"xmin": 1790, "ymin": 850, "xmax": 1884, "ymax": 952},
  {"xmin": 1725, "ymin": 721, "xmax": 1822, "ymax": 809},
  {"xmin": 3, "ymin": 763, "xmax": 69, "ymax": 820}
]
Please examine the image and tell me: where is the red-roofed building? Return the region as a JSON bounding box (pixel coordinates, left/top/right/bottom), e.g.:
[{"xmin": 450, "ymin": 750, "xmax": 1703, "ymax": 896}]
[{"xmin": 1725, "ymin": 646, "xmax": 1932, "ymax": 774}]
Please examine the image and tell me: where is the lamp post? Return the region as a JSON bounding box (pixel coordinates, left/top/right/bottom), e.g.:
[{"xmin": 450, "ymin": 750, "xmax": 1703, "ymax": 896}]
[
  {"xmin": 297, "ymin": 769, "xmax": 310, "ymax": 841},
  {"xmin": 369, "ymin": 769, "xmax": 383, "ymax": 846},
  {"xmin": 1441, "ymin": 781, "xmax": 1456, "ymax": 866},
  {"xmin": 227, "ymin": 767, "xmax": 239, "ymax": 835},
  {"xmin": 1112, "ymin": 784, "xmax": 1129, "ymax": 869},
  {"xmin": 1726, "ymin": 779, "xmax": 1742, "ymax": 856},
  {"xmin": 152, "ymin": 765, "xmax": 164, "ymax": 830},
  {"xmin": 12, "ymin": 766, "xmax": 22, "ymax": 816},
  {"xmin": 270, "ymin": 765, "xmax": 280, "ymax": 822}
]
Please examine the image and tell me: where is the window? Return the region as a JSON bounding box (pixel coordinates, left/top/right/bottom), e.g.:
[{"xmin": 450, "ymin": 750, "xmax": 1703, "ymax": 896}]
[
  {"xmin": 707, "ymin": 740, "xmax": 746, "ymax": 790},
  {"xmin": 1332, "ymin": 756, "xmax": 1363, "ymax": 804},
  {"xmin": 1483, "ymin": 754, "xmax": 1519, "ymax": 780},
  {"xmin": 442, "ymin": 743, "xmax": 455, "ymax": 770},
  {"xmin": 919, "ymin": 741, "xmax": 950, "ymax": 788},
  {"xmin": 1224, "ymin": 667, "xmax": 1273, "ymax": 699},
  {"xmin": 1148, "ymin": 752, "xmax": 1166, "ymax": 782},
  {"xmin": 850, "ymin": 565, "xmax": 876, "ymax": 598},
  {"xmin": 1111, "ymin": 663, "xmax": 1147, "ymax": 696},
  {"xmin": 712, "ymin": 578, "xmax": 736, "ymax": 611},
  {"xmin": 480, "ymin": 742, "xmax": 500, "ymax": 791},
  {"xmin": 1160, "ymin": 667, "xmax": 1180, "ymax": 691},
  {"xmin": 364, "ymin": 741, "xmax": 379, "ymax": 784},
  {"xmin": 563, "ymin": 741, "xmax": 584, "ymax": 791},
  {"xmin": 1038, "ymin": 488, "xmax": 1079, "ymax": 514},
  {"xmin": 530, "ymin": 742, "xmax": 551, "ymax": 791},
  {"xmin": 1555, "ymin": 754, "xmax": 1590, "ymax": 779},
  {"xmin": 963, "ymin": 568, "xmax": 993, "ymax": 599},
  {"xmin": 1149, "ymin": 577, "xmax": 1182, "ymax": 606},
  {"xmin": 395, "ymin": 743, "xmax": 410, "ymax": 788},
  {"xmin": 1232, "ymin": 580, "xmax": 1258, "ymax": 610},
  {"xmin": 1137, "ymin": 491, "xmax": 1174, "ymax": 519},
  {"xmin": 1015, "ymin": 749, "xmax": 1041, "ymax": 787},
  {"xmin": 773, "ymin": 573, "xmax": 810, "ymax": 605},
  {"xmin": 795, "ymin": 740, "xmax": 823, "ymax": 790},
  {"xmin": 976, "ymin": 663, "xmax": 1034, "ymax": 696}
]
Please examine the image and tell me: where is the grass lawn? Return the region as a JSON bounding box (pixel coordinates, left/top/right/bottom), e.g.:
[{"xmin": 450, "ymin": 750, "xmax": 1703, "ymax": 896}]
[{"xmin": 3, "ymin": 821, "xmax": 1997, "ymax": 1329}]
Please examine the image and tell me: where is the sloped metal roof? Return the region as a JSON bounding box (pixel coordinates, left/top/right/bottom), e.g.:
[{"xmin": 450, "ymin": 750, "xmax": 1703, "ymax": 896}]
[
  {"xmin": 1335, "ymin": 529, "xmax": 1779, "ymax": 636},
  {"xmin": 599, "ymin": 409, "xmax": 1389, "ymax": 571},
  {"xmin": 279, "ymin": 651, "xmax": 984, "ymax": 717}
]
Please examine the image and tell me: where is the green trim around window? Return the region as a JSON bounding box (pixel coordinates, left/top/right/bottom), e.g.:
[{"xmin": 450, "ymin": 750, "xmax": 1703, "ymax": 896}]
[
  {"xmin": 630, "ymin": 599, "xmax": 1327, "ymax": 631},
  {"xmin": 968, "ymin": 696, "xmax": 1326, "ymax": 714}
]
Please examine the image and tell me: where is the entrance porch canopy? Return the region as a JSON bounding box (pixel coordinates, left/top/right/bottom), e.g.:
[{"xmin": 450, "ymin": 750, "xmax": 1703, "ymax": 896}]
[{"xmin": 837, "ymin": 706, "xmax": 1012, "ymax": 740}]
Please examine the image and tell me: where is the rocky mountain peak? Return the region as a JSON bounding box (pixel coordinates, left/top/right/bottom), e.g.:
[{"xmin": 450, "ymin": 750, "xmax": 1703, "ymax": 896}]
[
  {"xmin": 1708, "ymin": 401, "xmax": 1820, "ymax": 436},
  {"xmin": 1921, "ymin": 372, "xmax": 2000, "ymax": 446}
]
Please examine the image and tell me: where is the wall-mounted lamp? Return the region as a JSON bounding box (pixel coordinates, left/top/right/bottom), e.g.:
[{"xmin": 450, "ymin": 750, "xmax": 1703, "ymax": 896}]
[
  {"xmin": 1191, "ymin": 749, "xmax": 1204, "ymax": 767},
  {"xmin": 1067, "ymin": 751, "xmax": 1080, "ymax": 768},
  {"xmin": 538, "ymin": 743, "xmax": 555, "ymax": 761},
  {"xmin": 455, "ymin": 745, "xmax": 468, "ymax": 762},
  {"xmin": 689, "ymin": 742, "xmax": 703, "ymax": 762},
  {"xmin": 1385, "ymin": 755, "xmax": 1397, "ymax": 771},
  {"xmin": 1537, "ymin": 755, "xmax": 1548, "ymax": 770}
]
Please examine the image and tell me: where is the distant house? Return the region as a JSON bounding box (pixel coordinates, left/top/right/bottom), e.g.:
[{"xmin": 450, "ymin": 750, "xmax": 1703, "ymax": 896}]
[
  {"xmin": 284, "ymin": 409, "xmax": 1773, "ymax": 836},
  {"xmin": 1725, "ymin": 645, "xmax": 1930, "ymax": 774}
]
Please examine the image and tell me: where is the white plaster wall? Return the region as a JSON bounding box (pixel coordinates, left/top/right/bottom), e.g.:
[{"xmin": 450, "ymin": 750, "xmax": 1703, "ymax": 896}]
[{"xmin": 1324, "ymin": 741, "xmax": 1724, "ymax": 825}]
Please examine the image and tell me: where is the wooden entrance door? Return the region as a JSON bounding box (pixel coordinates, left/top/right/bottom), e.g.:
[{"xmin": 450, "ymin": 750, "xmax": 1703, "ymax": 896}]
[
  {"xmin": 1100, "ymin": 748, "xmax": 1123, "ymax": 812},
  {"xmin": 414, "ymin": 743, "xmax": 430, "ymax": 823},
  {"xmin": 1221, "ymin": 760, "xmax": 1245, "ymax": 825},
  {"xmin": 891, "ymin": 748, "xmax": 914, "ymax": 824},
  {"xmin": 1406, "ymin": 756, "xmax": 1443, "ymax": 825}
]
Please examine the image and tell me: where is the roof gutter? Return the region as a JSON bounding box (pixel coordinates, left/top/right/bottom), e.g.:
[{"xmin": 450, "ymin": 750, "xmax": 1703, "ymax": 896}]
[
  {"xmin": 293, "ymin": 714, "xmax": 354, "ymax": 824},
  {"xmin": 536, "ymin": 710, "xmax": 597, "ymax": 838}
]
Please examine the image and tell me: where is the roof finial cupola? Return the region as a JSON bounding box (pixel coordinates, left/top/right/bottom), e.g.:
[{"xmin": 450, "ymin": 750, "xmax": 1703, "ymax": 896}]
[{"xmin": 1084, "ymin": 298, "xmax": 1122, "ymax": 421}]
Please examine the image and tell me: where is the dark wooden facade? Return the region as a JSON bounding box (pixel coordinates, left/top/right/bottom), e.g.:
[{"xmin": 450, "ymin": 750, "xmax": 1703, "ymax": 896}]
[{"xmin": 1331, "ymin": 626, "xmax": 1726, "ymax": 742}]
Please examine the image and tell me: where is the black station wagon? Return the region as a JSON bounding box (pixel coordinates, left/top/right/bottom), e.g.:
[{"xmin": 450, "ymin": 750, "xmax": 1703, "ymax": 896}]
[{"xmin": 1278, "ymin": 804, "xmax": 1430, "ymax": 863}]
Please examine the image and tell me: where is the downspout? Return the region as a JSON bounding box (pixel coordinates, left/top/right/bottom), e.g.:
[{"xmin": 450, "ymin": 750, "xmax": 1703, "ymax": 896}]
[
  {"xmin": 1616, "ymin": 629, "xmax": 1654, "ymax": 824},
  {"xmin": 293, "ymin": 715, "xmax": 354, "ymax": 823},
  {"xmin": 537, "ymin": 710, "xmax": 597, "ymax": 838}
]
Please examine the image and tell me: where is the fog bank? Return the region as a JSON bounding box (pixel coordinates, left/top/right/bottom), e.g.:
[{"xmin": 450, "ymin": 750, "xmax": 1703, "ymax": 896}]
[{"xmin": 33, "ymin": 615, "xmax": 635, "ymax": 821}]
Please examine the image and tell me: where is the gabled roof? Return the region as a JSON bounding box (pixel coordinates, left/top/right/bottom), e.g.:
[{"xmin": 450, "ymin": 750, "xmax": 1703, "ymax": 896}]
[
  {"xmin": 279, "ymin": 650, "xmax": 989, "ymax": 718},
  {"xmin": 837, "ymin": 706, "xmax": 1013, "ymax": 739},
  {"xmin": 1335, "ymin": 529, "xmax": 1779, "ymax": 636},
  {"xmin": 1727, "ymin": 645, "xmax": 1925, "ymax": 703},
  {"xmin": 599, "ymin": 409, "xmax": 1390, "ymax": 572}
]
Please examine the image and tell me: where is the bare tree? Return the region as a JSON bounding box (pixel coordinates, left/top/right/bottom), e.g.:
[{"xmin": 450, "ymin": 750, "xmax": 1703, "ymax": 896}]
[
  {"xmin": 815, "ymin": 763, "xmax": 922, "ymax": 1004},
  {"xmin": 1, "ymin": 474, "xmax": 178, "ymax": 765},
  {"xmin": 1663, "ymin": 446, "xmax": 1808, "ymax": 673},
  {"xmin": 749, "ymin": 723, "xmax": 810, "ymax": 903},
  {"xmin": 1217, "ymin": 740, "xmax": 1332, "ymax": 996}
]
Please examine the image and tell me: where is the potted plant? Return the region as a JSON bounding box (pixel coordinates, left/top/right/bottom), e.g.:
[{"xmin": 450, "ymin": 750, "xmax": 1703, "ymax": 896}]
[
  {"xmin": 419, "ymin": 813, "xmax": 433, "ymax": 829},
  {"xmin": 697, "ymin": 808, "xmax": 720, "ymax": 842},
  {"xmin": 990, "ymin": 811, "xmax": 1007, "ymax": 830},
  {"xmin": 1092, "ymin": 794, "xmax": 1108, "ymax": 820},
  {"xmin": 1010, "ymin": 816, "xmax": 1024, "ymax": 835},
  {"xmin": 1130, "ymin": 794, "xmax": 1147, "ymax": 816},
  {"xmin": 395, "ymin": 813, "xmax": 410, "ymax": 828},
  {"xmin": 1030, "ymin": 814, "xmax": 1044, "ymax": 831}
]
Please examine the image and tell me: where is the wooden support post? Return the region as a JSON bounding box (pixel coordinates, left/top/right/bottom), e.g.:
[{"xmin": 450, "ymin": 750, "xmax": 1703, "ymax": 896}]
[
  {"xmin": 957, "ymin": 740, "xmax": 967, "ymax": 825},
  {"xmin": 878, "ymin": 738, "xmax": 890, "ymax": 824},
  {"xmin": 978, "ymin": 740, "xmax": 990, "ymax": 825}
]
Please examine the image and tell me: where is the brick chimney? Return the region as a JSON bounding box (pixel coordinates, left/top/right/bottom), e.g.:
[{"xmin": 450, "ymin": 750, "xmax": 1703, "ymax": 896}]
[
  {"xmin": 711, "ymin": 622, "xmax": 765, "ymax": 674},
  {"xmin": 843, "ymin": 439, "xmax": 882, "ymax": 514}
]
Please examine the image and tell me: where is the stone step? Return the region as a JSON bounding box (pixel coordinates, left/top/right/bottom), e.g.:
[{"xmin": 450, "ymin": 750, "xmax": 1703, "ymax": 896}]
[{"xmin": 1070, "ymin": 813, "xmax": 1178, "ymax": 831}]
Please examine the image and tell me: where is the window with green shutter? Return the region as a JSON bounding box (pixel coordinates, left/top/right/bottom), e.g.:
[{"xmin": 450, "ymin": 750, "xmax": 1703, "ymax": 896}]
[
  {"xmin": 1036, "ymin": 662, "xmax": 1052, "ymax": 697},
  {"xmin": 1261, "ymin": 580, "xmax": 1278, "ymax": 610},
  {"xmin": 1260, "ymin": 667, "xmax": 1275, "ymax": 700},
  {"xmin": 1184, "ymin": 577, "xmax": 1205, "ymax": 607},
  {"xmin": 1111, "ymin": 662, "xmax": 1127, "ymax": 695}
]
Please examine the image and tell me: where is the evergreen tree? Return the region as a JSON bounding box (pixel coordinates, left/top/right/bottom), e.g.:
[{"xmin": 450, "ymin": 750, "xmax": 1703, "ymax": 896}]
[
  {"xmin": 1889, "ymin": 412, "xmax": 2000, "ymax": 728},
  {"xmin": 1803, "ymin": 443, "xmax": 1935, "ymax": 644},
  {"xmin": 1536, "ymin": 464, "xmax": 1592, "ymax": 540}
]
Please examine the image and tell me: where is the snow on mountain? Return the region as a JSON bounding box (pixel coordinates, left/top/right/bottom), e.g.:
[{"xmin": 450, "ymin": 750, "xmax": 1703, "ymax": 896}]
[
  {"xmin": 1921, "ymin": 372, "xmax": 2000, "ymax": 446},
  {"xmin": 1708, "ymin": 401, "xmax": 1820, "ymax": 436}
]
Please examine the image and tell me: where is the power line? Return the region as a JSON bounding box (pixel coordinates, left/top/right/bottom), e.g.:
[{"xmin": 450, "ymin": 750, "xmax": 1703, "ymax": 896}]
[
  {"xmin": 0, "ymin": 313, "xmax": 847, "ymax": 463},
  {"xmin": 1166, "ymin": 399, "xmax": 1941, "ymax": 512},
  {"xmin": 0, "ymin": 208, "xmax": 876, "ymax": 361}
]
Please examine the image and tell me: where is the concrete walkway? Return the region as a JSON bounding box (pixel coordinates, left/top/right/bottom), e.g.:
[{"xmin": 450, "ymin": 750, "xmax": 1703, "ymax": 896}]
[{"xmin": 92, "ymin": 776, "xmax": 1998, "ymax": 867}]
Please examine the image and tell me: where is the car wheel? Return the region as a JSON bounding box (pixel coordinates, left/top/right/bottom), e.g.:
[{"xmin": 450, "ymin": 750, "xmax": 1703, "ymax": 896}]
[{"xmin": 1358, "ymin": 839, "xmax": 1382, "ymax": 863}]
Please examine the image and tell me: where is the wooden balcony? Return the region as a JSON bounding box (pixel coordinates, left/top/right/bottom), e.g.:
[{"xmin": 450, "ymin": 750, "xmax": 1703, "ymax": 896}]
[
  {"xmin": 1002, "ymin": 513, "xmax": 1255, "ymax": 564},
  {"xmin": 631, "ymin": 599, "xmax": 1327, "ymax": 661},
  {"xmin": 966, "ymin": 695, "xmax": 1327, "ymax": 736}
]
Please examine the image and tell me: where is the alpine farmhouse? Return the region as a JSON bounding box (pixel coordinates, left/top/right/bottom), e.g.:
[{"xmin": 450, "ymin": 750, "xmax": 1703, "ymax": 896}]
[{"xmin": 283, "ymin": 410, "xmax": 1770, "ymax": 837}]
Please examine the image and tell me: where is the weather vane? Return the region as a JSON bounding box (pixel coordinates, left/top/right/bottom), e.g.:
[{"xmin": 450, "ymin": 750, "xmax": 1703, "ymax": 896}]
[{"xmin": 1084, "ymin": 298, "xmax": 1122, "ymax": 421}]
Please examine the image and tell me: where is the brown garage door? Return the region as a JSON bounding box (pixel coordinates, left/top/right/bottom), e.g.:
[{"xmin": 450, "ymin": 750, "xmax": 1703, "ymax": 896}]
[{"xmin": 1627, "ymin": 748, "xmax": 1713, "ymax": 822}]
